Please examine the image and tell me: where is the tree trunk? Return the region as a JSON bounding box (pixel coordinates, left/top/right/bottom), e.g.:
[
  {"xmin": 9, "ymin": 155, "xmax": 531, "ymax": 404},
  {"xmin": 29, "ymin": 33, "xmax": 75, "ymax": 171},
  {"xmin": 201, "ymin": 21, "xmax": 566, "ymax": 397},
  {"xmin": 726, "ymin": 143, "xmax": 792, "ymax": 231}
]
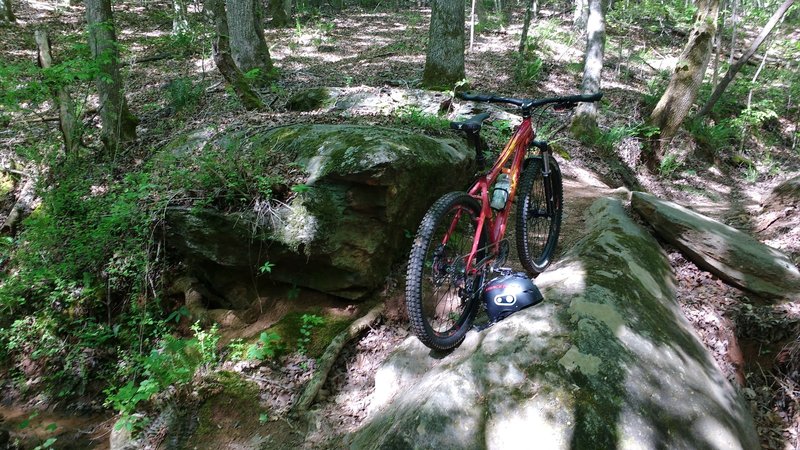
[
  {"xmin": 35, "ymin": 30, "xmax": 81, "ymax": 154},
  {"xmin": 207, "ymin": 0, "xmax": 264, "ymax": 110},
  {"xmin": 1, "ymin": 0, "xmax": 15, "ymax": 23},
  {"xmin": 728, "ymin": 0, "xmax": 738, "ymax": 65},
  {"xmin": 85, "ymin": 0, "xmax": 138, "ymax": 154},
  {"xmin": 173, "ymin": 0, "xmax": 190, "ymax": 35},
  {"xmin": 226, "ymin": 0, "xmax": 275, "ymax": 85},
  {"xmin": 269, "ymin": 0, "xmax": 290, "ymax": 27},
  {"xmin": 646, "ymin": 0, "xmax": 719, "ymax": 171},
  {"xmin": 519, "ymin": 0, "xmax": 534, "ymax": 54},
  {"xmin": 422, "ymin": 0, "xmax": 465, "ymax": 89},
  {"xmin": 697, "ymin": 0, "xmax": 794, "ymax": 118},
  {"xmin": 573, "ymin": 0, "xmax": 589, "ymax": 30},
  {"xmin": 571, "ymin": 0, "xmax": 606, "ymax": 136}
]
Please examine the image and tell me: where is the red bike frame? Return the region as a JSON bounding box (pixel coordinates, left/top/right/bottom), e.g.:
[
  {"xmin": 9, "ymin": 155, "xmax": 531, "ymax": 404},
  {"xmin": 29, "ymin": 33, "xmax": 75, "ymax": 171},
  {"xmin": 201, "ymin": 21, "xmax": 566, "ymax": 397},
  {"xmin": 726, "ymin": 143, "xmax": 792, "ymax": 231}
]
[{"xmin": 453, "ymin": 117, "xmax": 536, "ymax": 273}]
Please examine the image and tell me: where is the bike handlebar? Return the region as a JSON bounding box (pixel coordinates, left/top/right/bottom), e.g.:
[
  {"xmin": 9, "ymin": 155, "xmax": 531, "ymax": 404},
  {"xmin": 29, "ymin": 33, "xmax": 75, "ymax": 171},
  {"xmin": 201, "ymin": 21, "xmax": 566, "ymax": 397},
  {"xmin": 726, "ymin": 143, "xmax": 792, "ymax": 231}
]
[{"xmin": 457, "ymin": 91, "xmax": 603, "ymax": 112}]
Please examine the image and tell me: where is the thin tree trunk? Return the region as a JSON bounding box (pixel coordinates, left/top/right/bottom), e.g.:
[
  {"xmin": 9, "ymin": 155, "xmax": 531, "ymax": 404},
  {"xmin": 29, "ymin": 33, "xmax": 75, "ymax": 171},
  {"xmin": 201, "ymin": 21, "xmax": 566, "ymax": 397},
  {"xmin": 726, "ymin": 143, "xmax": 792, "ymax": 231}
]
[
  {"xmin": 35, "ymin": 30, "xmax": 81, "ymax": 154},
  {"xmin": 207, "ymin": 0, "xmax": 264, "ymax": 110},
  {"xmin": 573, "ymin": 0, "xmax": 589, "ymax": 30},
  {"xmin": 226, "ymin": 0, "xmax": 274, "ymax": 85},
  {"xmin": 571, "ymin": 0, "xmax": 606, "ymax": 136},
  {"xmin": 469, "ymin": 0, "xmax": 476, "ymax": 52},
  {"xmin": 173, "ymin": 0, "xmax": 190, "ymax": 35},
  {"xmin": 1, "ymin": 0, "xmax": 15, "ymax": 23},
  {"xmin": 697, "ymin": 0, "xmax": 794, "ymax": 117},
  {"xmin": 646, "ymin": 0, "xmax": 719, "ymax": 171},
  {"xmin": 85, "ymin": 0, "xmax": 138, "ymax": 154},
  {"xmin": 712, "ymin": 0, "xmax": 725, "ymax": 88},
  {"xmin": 422, "ymin": 0, "xmax": 465, "ymax": 89},
  {"xmin": 269, "ymin": 0, "xmax": 290, "ymax": 27},
  {"xmin": 282, "ymin": 0, "xmax": 291, "ymax": 20},
  {"xmin": 519, "ymin": 0, "xmax": 534, "ymax": 54},
  {"xmin": 728, "ymin": 0, "xmax": 738, "ymax": 65},
  {"xmin": 746, "ymin": 41, "xmax": 770, "ymax": 109}
]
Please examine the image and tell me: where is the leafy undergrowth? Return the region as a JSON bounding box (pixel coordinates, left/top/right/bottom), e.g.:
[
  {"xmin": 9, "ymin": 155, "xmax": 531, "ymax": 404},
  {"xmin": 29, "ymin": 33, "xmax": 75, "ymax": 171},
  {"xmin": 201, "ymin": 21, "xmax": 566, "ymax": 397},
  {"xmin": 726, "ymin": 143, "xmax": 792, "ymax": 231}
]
[{"xmin": 0, "ymin": 0, "xmax": 799, "ymax": 448}]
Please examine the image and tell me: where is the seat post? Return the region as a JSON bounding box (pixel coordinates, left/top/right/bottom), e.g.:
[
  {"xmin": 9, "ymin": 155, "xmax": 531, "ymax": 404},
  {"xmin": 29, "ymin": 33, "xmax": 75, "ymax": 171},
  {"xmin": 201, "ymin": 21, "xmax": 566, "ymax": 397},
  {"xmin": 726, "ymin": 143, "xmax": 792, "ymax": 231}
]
[{"xmin": 466, "ymin": 131, "xmax": 485, "ymax": 170}]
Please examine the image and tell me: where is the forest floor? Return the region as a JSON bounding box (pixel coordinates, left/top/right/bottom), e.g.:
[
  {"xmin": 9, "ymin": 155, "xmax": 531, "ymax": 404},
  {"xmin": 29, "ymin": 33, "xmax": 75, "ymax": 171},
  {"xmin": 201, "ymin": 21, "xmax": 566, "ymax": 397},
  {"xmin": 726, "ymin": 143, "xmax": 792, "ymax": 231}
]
[{"xmin": 1, "ymin": 1, "xmax": 800, "ymax": 449}]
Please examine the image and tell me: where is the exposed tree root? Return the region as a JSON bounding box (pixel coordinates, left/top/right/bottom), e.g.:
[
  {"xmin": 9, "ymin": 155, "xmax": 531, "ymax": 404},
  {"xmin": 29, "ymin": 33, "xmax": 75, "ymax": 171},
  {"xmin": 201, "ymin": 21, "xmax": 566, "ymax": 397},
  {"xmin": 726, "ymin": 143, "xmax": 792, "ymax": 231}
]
[{"xmin": 292, "ymin": 302, "xmax": 384, "ymax": 415}]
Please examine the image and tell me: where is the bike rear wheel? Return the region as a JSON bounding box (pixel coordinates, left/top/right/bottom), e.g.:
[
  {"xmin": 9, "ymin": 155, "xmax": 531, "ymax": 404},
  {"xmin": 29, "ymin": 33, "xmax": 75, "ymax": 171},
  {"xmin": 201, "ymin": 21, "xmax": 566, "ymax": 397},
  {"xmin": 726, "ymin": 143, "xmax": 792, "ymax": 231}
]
[
  {"xmin": 516, "ymin": 156, "xmax": 563, "ymax": 276},
  {"xmin": 405, "ymin": 192, "xmax": 488, "ymax": 350}
]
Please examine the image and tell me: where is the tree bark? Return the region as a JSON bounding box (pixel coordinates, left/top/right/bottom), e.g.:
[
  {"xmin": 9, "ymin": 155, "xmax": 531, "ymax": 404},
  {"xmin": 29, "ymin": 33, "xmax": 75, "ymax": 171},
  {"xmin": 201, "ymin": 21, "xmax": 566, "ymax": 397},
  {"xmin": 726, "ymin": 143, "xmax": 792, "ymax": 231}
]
[
  {"xmin": 226, "ymin": 0, "xmax": 275, "ymax": 85},
  {"xmin": 728, "ymin": 0, "xmax": 738, "ymax": 65},
  {"xmin": 573, "ymin": 0, "xmax": 589, "ymax": 30},
  {"xmin": 207, "ymin": 0, "xmax": 264, "ymax": 110},
  {"xmin": 422, "ymin": 0, "xmax": 465, "ymax": 89},
  {"xmin": 1, "ymin": 0, "xmax": 15, "ymax": 23},
  {"xmin": 646, "ymin": 0, "xmax": 719, "ymax": 171},
  {"xmin": 571, "ymin": 0, "xmax": 606, "ymax": 136},
  {"xmin": 292, "ymin": 303, "xmax": 384, "ymax": 415},
  {"xmin": 697, "ymin": 0, "xmax": 794, "ymax": 118},
  {"xmin": 173, "ymin": 0, "xmax": 190, "ymax": 35},
  {"xmin": 85, "ymin": 0, "xmax": 138, "ymax": 154},
  {"xmin": 35, "ymin": 30, "xmax": 81, "ymax": 154},
  {"xmin": 519, "ymin": 0, "xmax": 534, "ymax": 54}
]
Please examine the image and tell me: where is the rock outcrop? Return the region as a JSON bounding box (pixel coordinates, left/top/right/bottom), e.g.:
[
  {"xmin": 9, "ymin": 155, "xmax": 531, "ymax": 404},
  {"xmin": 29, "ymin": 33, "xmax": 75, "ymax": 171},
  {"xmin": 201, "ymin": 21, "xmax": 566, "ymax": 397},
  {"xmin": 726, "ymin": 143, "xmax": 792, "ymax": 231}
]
[
  {"xmin": 164, "ymin": 124, "xmax": 473, "ymax": 300},
  {"xmin": 349, "ymin": 197, "xmax": 758, "ymax": 449},
  {"xmin": 757, "ymin": 174, "xmax": 800, "ymax": 262},
  {"xmin": 632, "ymin": 191, "xmax": 800, "ymax": 301}
]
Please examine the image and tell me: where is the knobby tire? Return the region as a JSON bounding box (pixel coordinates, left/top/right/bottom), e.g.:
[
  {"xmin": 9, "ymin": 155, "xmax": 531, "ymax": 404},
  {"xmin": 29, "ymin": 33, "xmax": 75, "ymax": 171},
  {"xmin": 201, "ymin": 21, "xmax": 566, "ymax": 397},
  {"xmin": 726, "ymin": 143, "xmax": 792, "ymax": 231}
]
[
  {"xmin": 516, "ymin": 156, "xmax": 563, "ymax": 275},
  {"xmin": 405, "ymin": 192, "xmax": 487, "ymax": 351}
]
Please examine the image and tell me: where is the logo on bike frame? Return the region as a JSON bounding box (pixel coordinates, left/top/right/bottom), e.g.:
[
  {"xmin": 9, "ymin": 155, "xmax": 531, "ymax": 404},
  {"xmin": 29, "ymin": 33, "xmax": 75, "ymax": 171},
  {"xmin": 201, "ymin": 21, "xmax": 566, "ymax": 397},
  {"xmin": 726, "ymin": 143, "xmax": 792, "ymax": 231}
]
[{"xmin": 493, "ymin": 294, "xmax": 516, "ymax": 306}]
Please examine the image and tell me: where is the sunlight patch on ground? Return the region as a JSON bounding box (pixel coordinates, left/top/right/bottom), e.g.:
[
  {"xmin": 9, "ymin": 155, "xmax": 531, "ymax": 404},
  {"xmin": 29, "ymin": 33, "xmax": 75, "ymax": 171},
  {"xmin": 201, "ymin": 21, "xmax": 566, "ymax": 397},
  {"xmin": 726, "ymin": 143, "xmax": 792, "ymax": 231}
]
[{"xmin": 23, "ymin": 0, "xmax": 58, "ymax": 12}]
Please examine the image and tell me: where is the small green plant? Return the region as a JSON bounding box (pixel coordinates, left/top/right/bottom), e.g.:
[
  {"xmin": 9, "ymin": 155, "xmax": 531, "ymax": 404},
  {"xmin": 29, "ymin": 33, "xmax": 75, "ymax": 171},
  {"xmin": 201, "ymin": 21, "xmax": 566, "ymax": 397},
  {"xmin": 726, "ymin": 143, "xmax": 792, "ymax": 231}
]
[
  {"xmin": 397, "ymin": 106, "xmax": 449, "ymax": 130},
  {"xmin": 744, "ymin": 163, "xmax": 759, "ymax": 183},
  {"xmin": 259, "ymin": 261, "xmax": 275, "ymax": 274},
  {"xmin": 105, "ymin": 323, "xmax": 220, "ymax": 430},
  {"xmin": 166, "ymin": 77, "xmax": 203, "ymax": 114},
  {"xmin": 513, "ymin": 55, "xmax": 543, "ymax": 86},
  {"xmin": 297, "ymin": 314, "xmax": 324, "ymax": 355},
  {"xmin": 291, "ymin": 184, "xmax": 310, "ymax": 194},
  {"xmin": 687, "ymin": 119, "xmax": 737, "ymax": 153},
  {"xmin": 246, "ymin": 331, "xmax": 283, "ymax": 361},
  {"xmin": 659, "ymin": 152, "xmax": 681, "ymax": 178}
]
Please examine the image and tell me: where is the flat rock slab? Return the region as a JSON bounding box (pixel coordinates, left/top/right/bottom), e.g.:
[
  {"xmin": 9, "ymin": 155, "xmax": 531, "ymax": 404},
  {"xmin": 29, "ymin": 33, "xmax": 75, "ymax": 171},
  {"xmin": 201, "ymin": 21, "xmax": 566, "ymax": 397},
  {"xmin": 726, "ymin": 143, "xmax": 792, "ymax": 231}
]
[
  {"xmin": 349, "ymin": 197, "xmax": 758, "ymax": 449},
  {"xmin": 632, "ymin": 191, "xmax": 800, "ymax": 301}
]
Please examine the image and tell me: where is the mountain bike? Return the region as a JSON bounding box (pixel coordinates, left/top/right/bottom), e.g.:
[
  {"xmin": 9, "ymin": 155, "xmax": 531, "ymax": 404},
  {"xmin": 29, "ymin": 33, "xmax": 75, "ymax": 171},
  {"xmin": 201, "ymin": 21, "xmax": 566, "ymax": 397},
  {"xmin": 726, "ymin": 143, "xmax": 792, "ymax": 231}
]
[{"xmin": 405, "ymin": 91, "xmax": 603, "ymax": 350}]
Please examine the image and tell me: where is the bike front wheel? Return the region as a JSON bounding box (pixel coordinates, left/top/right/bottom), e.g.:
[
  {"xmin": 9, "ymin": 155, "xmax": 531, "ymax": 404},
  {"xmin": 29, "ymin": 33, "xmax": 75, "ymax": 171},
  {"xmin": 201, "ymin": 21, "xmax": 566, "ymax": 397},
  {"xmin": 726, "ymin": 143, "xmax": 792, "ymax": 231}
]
[
  {"xmin": 516, "ymin": 156, "xmax": 563, "ymax": 276},
  {"xmin": 405, "ymin": 192, "xmax": 488, "ymax": 351}
]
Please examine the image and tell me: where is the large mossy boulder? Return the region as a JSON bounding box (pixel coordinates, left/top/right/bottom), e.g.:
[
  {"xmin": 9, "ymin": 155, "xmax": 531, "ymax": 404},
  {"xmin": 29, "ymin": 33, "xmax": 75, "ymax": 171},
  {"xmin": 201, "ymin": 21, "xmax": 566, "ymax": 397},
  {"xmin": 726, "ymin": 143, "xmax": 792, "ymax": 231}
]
[
  {"xmin": 349, "ymin": 197, "xmax": 758, "ymax": 449},
  {"xmin": 632, "ymin": 191, "xmax": 800, "ymax": 301},
  {"xmin": 164, "ymin": 124, "xmax": 473, "ymax": 300}
]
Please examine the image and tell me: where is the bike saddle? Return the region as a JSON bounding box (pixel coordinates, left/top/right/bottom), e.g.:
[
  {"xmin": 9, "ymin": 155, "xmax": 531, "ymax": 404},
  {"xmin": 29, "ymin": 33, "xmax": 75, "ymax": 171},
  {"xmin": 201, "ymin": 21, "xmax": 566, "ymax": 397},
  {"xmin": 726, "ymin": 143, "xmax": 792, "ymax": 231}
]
[{"xmin": 450, "ymin": 112, "xmax": 491, "ymax": 133}]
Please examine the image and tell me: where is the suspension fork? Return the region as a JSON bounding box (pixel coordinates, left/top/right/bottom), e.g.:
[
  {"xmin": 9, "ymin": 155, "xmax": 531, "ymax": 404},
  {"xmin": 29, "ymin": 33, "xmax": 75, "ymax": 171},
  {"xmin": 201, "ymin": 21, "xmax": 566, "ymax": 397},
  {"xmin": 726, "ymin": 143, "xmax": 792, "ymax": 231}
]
[{"xmin": 530, "ymin": 140, "xmax": 556, "ymax": 216}]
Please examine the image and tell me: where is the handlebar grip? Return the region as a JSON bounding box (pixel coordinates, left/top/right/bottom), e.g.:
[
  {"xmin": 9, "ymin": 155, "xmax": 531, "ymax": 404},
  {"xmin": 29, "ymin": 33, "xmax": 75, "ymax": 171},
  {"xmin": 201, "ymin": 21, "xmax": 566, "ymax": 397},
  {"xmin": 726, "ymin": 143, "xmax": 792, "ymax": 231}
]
[{"xmin": 580, "ymin": 92, "xmax": 603, "ymax": 102}]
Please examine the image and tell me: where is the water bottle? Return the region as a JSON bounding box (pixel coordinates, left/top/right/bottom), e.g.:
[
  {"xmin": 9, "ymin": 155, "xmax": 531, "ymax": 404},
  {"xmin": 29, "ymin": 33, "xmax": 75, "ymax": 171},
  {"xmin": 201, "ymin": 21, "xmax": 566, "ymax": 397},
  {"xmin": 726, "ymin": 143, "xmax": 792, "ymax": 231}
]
[{"xmin": 491, "ymin": 173, "xmax": 510, "ymax": 210}]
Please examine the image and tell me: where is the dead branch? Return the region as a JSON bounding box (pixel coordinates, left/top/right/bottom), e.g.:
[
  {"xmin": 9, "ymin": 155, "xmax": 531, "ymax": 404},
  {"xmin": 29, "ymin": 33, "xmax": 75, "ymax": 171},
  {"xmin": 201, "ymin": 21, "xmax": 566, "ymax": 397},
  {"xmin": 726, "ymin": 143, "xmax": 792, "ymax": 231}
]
[{"xmin": 292, "ymin": 302, "xmax": 384, "ymax": 415}]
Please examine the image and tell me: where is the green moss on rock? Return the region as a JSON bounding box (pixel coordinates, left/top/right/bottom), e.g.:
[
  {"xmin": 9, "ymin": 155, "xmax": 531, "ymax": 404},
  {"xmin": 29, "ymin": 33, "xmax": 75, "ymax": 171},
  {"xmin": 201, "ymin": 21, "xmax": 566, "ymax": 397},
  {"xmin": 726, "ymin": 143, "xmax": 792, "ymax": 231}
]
[{"xmin": 286, "ymin": 87, "xmax": 331, "ymax": 112}]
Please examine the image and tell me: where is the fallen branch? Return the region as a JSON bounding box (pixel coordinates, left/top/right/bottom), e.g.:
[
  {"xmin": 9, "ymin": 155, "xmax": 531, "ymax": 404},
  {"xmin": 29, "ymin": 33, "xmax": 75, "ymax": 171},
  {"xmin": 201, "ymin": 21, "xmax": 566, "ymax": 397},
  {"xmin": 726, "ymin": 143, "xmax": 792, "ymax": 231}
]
[
  {"xmin": 292, "ymin": 302, "xmax": 384, "ymax": 415},
  {"xmin": 121, "ymin": 52, "xmax": 176, "ymax": 67},
  {"xmin": 0, "ymin": 167, "xmax": 30, "ymax": 178}
]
